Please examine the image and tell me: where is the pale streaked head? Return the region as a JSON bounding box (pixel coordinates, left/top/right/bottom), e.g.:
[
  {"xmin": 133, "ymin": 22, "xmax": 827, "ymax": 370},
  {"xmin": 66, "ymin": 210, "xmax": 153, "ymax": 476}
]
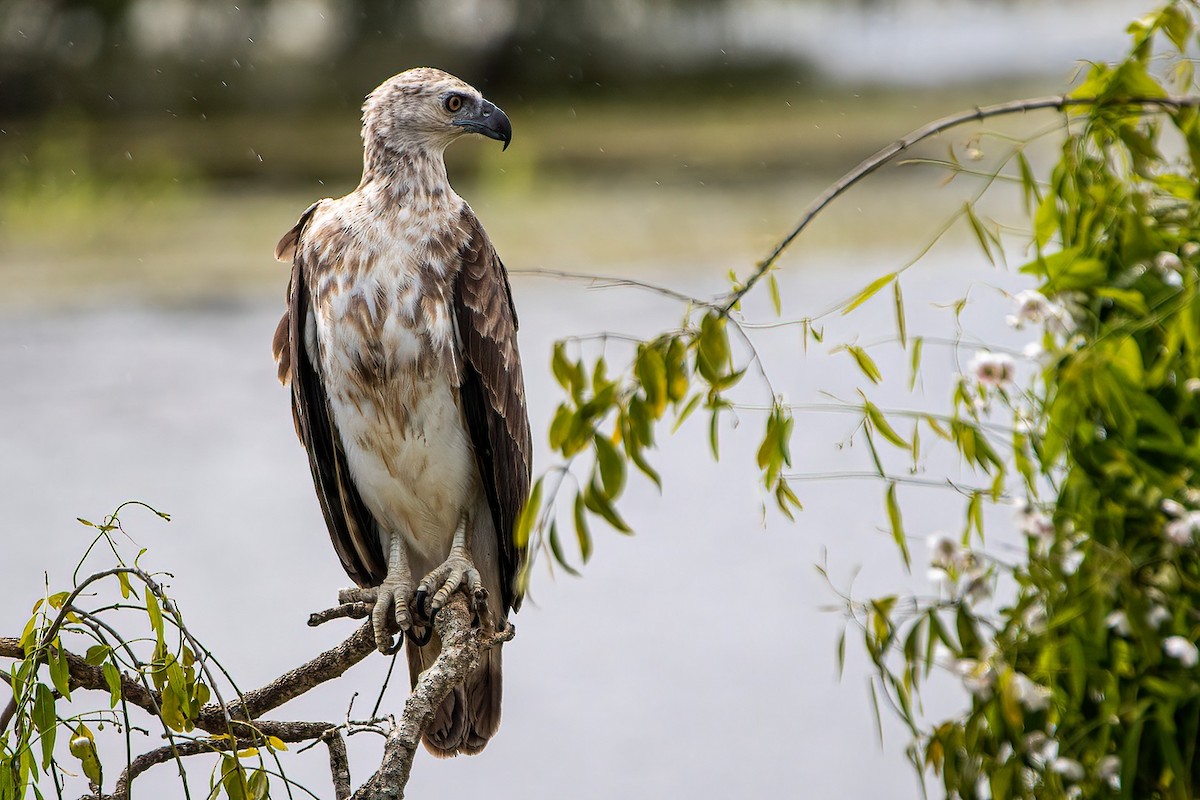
[{"xmin": 361, "ymin": 67, "xmax": 512, "ymax": 158}]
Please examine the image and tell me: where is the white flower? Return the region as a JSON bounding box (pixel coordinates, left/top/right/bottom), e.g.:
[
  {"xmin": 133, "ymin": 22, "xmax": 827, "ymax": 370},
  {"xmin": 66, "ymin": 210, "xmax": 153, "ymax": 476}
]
[
  {"xmin": 1060, "ymin": 548, "xmax": 1084, "ymax": 576},
  {"xmin": 1105, "ymin": 610, "xmax": 1130, "ymax": 637},
  {"xmin": 1018, "ymin": 508, "xmax": 1055, "ymax": 541},
  {"xmin": 926, "ymin": 532, "xmax": 959, "ymax": 568},
  {"xmin": 1022, "ymin": 602, "xmax": 1047, "ymax": 633},
  {"xmin": 1146, "ymin": 605, "xmax": 1171, "ymax": 628},
  {"xmin": 1164, "ymin": 270, "xmax": 1184, "ymax": 288},
  {"xmin": 1096, "ymin": 755, "xmax": 1121, "ymax": 790},
  {"xmin": 1164, "ymin": 636, "xmax": 1199, "ymax": 668},
  {"xmin": 1021, "ymin": 340, "xmax": 1046, "ymax": 362},
  {"xmin": 1183, "ymin": 242, "xmax": 1199, "ymax": 258},
  {"xmin": 955, "ymin": 658, "xmax": 994, "ymax": 698},
  {"xmin": 1024, "ymin": 731, "xmax": 1058, "ymax": 768},
  {"xmin": 1155, "ymin": 251, "xmax": 1183, "ymax": 272},
  {"xmin": 1187, "ymin": 378, "xmax": 1200, "ymax": 394},
  {"xmin": 1164, "ymin": 511, "xmax": 1200, "ymax": 546},
  {"xmin": 1011, "ymin": 672, "xmax": 1052, "ymax": 712},
  {"xmin": 926, "ymin": 566, "xmax": 951, "ymax": 589},
  {"xmin": 1052, "ymin": 758, "xmax": 1085, "ymax": 782},
  {"xmin": 1163, "ymin": 499, "xmax": 1187, "ymax": 517},
  {"xmin": 1008, "ymin": 290, "xmax": 1060, "ymax": 329},
  {"xmin": 968, "ymin": 351, "xmax": 1016, "ymax": 388},
  {"xmin": 963, "ymin": 569, "xmax": 991, "ymax": 604}
]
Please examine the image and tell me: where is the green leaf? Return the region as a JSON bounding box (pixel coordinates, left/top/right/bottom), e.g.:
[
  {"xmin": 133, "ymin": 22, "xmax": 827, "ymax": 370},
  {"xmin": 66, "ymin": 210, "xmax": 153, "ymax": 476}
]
[
  {"xmin": 84, "ymin": 645, "xmax": 110, "ymax": 666},
  {"xmin": 863, "ymin": 398, "xmax": 908, "ymax": 449},
  {"xmin": 842, "ymin": 345, "xmax": 882, "ymax": 384},
  {"xmin": 549, "ymin": 404, "xmax": 573, "ymax": 452},
  {"xmin": 514, "ymin": 475, "xmax": 544, "ymax": 549},
  {"xmin": 636, "ymin": 345, "xmax": 668, "ymax": 417},
  {"xmin": 665, "ymin": 337, "xmax": 689, "ymax": 403},
  {"xmin": 69, "ymin": 726, "xmax": 102, "ymax": 787},
  {"xmin": 893, "ymin": 280, "xmax": 906, "ymax": 348},
  {"xmin": 697, "ymin": 313, "xmax": 731, "ymax": 383},
  {"xmin": 909, "ymin": 337, "xmax": 923, "ymax": 391},
  {"xmin": 221, "ymin": 756, "xmax": 247, "ymax": 800},
  {"xmin": 886, "ymin": 483, "xmax": 910, "ymax": 570},
  {"xmin": 1034, "ymin": 192, "xmax": 1059, "ymax": 248},
  {"xmin": 47, "ymin": 642, "xmax": 71, "ymax": 700},
  {"xmin": 574, "ymin": 492, "xmax": 592, "ymax": 563},
  {"xmin": 593, "ymin": 433, "xmax": 626, "ymax": 499},
  {"xmin": 584, "ymin": 480, "xmax": 633, "ymax": 534},
  {"xmin": 33, "ymin": 683, "xmax": 56, "ymax": 769},
  {"xmin": 247, "ymin": 769, "xmax": 269, "ymax": 800},
  {"xmin": 547, "ymin": 521, "xmax": 581, "ymax": 576},
  {"xmin": 768, "ymin": 273, "xmax": 782, "ymax": 316},
  {"xmin": 145, "ymin": 586, "xmax": 164, "ymax": 645},
  {"xmin": 842, "ymin": 272, "xmax": 897, "ymax": 314},
  {"xmin": 963, "ymin": 202, "xmax": 994, "ymax": 265},
  {"xmin": 103, "ymin": 662, "xmax": 122, "ymax": 708},
  {"xmin": 117, "ymin": 571, "xmax": 132, "ymax": 600}
]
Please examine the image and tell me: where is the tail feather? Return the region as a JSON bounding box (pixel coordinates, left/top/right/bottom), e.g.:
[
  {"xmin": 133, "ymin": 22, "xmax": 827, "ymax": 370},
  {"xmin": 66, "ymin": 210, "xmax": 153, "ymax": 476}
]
[{"xmin": 407, "ymin": 638, "xmax": 504, "ymax": 757}]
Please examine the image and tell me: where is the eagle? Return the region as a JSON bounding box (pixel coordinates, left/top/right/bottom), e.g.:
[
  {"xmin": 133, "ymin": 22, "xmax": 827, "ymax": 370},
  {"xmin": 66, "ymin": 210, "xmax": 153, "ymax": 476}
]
[{"xmin": 271, "ymin": 68, "xmax": 531, "ymax": 757}]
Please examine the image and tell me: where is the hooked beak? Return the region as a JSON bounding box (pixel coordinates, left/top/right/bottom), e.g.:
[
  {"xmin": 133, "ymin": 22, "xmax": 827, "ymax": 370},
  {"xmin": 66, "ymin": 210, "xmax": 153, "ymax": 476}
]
[{"xmin": 454, "ymin": 99, "xmax": 512, "ymax": 151}]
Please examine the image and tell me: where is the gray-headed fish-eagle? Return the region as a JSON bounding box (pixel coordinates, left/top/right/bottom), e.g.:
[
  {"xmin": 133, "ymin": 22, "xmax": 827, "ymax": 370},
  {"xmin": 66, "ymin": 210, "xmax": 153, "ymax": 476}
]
[{"xmin": 272, "ymin": 68, "xmax": 531, "ymax": 757}]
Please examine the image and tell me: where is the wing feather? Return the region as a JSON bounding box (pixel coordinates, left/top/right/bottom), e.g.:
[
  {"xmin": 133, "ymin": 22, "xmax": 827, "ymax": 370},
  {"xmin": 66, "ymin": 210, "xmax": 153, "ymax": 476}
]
[
  {"xmin": 453, "ymin": 209, "xmax": 532, "ymax": 613},
  {"xmin": 277, "ymin": 205, "xmax": 387, "ymax": 588}
]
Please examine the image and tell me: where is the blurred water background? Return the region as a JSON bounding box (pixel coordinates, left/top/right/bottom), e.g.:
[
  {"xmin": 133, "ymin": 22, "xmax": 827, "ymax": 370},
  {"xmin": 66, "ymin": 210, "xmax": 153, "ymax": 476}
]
[{"xmin": 0, "ymin": 1, "xmax": 1141, "ymax": 797}]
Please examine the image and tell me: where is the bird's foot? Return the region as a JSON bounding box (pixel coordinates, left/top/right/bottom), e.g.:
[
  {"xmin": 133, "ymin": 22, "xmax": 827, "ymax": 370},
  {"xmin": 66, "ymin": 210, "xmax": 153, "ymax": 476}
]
[
  {"xmin": 339, "ymin": 582, "xmax": 421, "ymax": 654},
  {"xmin": 414, "ymin": 553, "xmax": 490, "ymax": 628}
]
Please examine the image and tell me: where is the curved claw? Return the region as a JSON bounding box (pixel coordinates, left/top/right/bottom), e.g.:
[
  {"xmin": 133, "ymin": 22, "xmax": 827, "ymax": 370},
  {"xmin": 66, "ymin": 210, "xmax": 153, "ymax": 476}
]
[
  {"xmin": 406, "ymin": 624, "xmax": 433, "ymax": 647},
  {"xmin": 381, "ymin": 635, "xmax": 404, "ymax": 655},
  {"xmin": 413, "ymin": 588, "xmax": 430, "ymax": 623}
]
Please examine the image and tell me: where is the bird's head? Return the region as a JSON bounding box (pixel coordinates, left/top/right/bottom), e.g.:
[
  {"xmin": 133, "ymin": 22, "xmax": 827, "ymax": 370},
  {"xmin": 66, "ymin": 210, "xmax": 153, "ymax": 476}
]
[{"xmin": 361, "ymin": 67, "xmax": 512, "ymax": 157}]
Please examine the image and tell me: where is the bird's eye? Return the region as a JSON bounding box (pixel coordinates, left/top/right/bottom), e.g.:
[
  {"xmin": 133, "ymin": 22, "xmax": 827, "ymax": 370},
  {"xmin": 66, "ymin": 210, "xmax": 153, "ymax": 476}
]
[{"xmin": 444, "ymin": 95, "xmax": 463, "ymax": 113}]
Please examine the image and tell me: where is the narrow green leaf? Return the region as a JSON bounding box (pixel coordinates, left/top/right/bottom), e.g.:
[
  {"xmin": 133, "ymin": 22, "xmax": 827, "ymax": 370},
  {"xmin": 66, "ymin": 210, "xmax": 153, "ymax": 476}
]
[
  {"xmin": 584, "ymin": 480, "xmax": 633, "ymax": 534},
  {"xmin": 673, "ymin": 394, "xmax": 703, "ymax": 432},
  {"xmin": 103, "ymin": 662, "xmax": 122, "ymax": 708},
  {"xmin": 843, "ymin": 345, "xmax": 882, "ymax": 384},
  {"xmin": 33, "ymin": 683, "xmax": 56, "ymax": 769},
  {"xmin": 665, "ymin": 336, "xmax": 689, "ymax": 403},
  {"xmin": 117, "ymin": 571, "xmax": 132, "ymax": 600},
  {"xmin": 863, "ymin": 398, "xmax": 908, "ymax": 449},
  {"xmin": 47, "ymin": 642, "xmax": 71, "ymax": 699},
  {"xmin": 145, "ymin": 587, "xmax": 164, "ymax": 645},
  {"xmin": 514, "ymin": 475, "xmax": 544, "ymax": 549},
  {"xmin": 886, "ymin": 483, "xmax": 911, "ymax": 570},
  {"xmin": 574, "ymin": 492, "xmax": 592, "ymax": 564},
  {"xmin": 547, "ymin": 521, "xmax": 581, "ymax": 577},
  {"xmin": 842, "ymin": 272, "xmax": 897, "ymax": 315},
  {"xmin": 893, "ymin": 280, "xmax": 906, "ymax": 348},
  {"xmin": 963, "ymin": 202, "xmax": 994, "ymax": 265},
  {"xmin": 768, "ymin": 273, "xmax": 782, "ymax": 316}
]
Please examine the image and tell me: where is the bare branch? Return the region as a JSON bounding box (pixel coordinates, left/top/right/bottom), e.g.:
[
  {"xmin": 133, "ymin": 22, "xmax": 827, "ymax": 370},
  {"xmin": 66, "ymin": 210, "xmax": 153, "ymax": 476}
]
[
  {"xmin": 722, "ymin": 93, "xmax": 1200, "ymax": 314},
  {"xmin": 324, "ymin": 730, "xmax": 352, "ymax": 800}
]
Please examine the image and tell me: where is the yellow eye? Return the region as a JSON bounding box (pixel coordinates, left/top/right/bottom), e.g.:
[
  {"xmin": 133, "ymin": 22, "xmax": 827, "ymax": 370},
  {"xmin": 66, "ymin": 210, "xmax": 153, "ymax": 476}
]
[{"xmin": 445, "ymin": 95, "xmax": 463, "ymax": 113}]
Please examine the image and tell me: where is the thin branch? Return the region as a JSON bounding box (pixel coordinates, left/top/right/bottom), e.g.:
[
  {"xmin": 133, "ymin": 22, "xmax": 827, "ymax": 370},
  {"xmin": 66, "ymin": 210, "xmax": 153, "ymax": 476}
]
[
  {"xmin": 513, "ymin": 266, "xmax": 715, "ymax": 308},
  {"xmin": 721, "ymin": 93, "xmax": 1200, "ymax": 314}
]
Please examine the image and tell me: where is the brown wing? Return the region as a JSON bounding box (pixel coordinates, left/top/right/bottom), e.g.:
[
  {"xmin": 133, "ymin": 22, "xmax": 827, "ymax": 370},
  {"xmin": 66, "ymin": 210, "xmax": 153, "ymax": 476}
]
[
  {"xmin": 274, "ymin": 203, "xmax": 387, "ymax": 588},
  {"xmin": 454, "ymin": 208, "xmax": 532, "ymax": 613}
]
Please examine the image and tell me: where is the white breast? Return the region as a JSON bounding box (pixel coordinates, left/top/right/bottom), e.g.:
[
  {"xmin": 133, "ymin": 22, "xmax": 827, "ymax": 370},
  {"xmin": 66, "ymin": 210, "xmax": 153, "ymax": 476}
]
[{"xmin": 310, "ymin": 212, "xmax": 476, "ymax": 564}]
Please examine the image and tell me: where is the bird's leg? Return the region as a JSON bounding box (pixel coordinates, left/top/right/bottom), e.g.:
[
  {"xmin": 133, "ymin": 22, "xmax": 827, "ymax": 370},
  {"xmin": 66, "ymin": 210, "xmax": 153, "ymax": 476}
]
[
  {"xmin": 339, "ymin": 533, "xmax": 414, "ymax": 654},
  {"xmin": 414, "ymin": 512, "xmax": 490, "ymax": 626}
]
